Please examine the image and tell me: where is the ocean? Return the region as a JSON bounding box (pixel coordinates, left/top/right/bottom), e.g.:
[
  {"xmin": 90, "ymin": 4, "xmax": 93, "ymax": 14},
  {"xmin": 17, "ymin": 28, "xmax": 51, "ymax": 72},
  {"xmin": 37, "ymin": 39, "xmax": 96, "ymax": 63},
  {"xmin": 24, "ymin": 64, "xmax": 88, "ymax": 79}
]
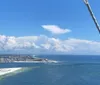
[{"xmin": 0, "ymin": 55, "xmax": 100, "ymax": 85}]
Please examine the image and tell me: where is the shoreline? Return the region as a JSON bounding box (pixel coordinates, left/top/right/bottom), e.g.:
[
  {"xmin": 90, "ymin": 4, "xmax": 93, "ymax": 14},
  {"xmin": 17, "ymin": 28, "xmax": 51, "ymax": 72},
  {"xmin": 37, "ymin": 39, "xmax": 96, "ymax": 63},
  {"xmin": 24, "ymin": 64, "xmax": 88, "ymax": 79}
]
[{"xmin": 13, "ymin": 60, "xmax": 58, "ymax": 63}]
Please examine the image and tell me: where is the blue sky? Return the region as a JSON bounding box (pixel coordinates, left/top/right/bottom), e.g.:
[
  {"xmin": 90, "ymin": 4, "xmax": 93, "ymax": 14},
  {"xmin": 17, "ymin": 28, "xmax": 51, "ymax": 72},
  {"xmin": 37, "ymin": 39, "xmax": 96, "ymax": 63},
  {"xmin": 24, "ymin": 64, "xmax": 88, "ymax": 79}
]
[
  {"xmin": 0, "ymin": 0, "xmax": 100, "ymax": 54},
  {"xmin": 0, "ymin": 0, "xmax": 100, "ymax": 39}
]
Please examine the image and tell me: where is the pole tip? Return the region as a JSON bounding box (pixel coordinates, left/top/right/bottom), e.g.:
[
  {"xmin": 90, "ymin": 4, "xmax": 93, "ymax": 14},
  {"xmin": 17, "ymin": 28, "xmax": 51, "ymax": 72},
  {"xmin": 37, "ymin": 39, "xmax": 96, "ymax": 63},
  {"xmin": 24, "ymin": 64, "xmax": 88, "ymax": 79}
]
[{"xmin": 83, "ymin": 0, "xmax": 88, "ymax": 4}]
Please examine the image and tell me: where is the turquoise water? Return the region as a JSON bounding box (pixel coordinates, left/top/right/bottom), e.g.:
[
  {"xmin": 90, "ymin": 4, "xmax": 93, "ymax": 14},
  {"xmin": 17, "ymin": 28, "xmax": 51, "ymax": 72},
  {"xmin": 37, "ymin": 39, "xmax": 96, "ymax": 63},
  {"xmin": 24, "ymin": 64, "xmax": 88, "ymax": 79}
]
[{"xmin": 0, "ymin": 55, "xmax": 100, "ymax": 85}]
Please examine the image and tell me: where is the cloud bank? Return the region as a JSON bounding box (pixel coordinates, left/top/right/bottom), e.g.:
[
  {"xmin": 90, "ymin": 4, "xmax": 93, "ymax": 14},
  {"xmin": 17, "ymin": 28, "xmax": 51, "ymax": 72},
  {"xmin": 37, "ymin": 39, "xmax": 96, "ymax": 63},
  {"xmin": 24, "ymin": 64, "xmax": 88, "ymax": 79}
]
[
  {"xmin": 42, "ymin": 25, "xmax": 71, "ymax": 34},
  {"xmin": 0, "ymin": 35, "xmax": 100, "ymax": 54}
]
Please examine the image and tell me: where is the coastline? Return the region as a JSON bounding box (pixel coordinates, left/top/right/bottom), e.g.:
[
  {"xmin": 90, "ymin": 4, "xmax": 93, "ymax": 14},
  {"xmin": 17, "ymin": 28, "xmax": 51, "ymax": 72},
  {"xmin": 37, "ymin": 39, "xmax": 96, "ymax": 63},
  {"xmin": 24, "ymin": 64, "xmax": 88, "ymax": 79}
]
[{"xmin": 13, "ymin": 60, "xmax": 58, "ymax": 63}]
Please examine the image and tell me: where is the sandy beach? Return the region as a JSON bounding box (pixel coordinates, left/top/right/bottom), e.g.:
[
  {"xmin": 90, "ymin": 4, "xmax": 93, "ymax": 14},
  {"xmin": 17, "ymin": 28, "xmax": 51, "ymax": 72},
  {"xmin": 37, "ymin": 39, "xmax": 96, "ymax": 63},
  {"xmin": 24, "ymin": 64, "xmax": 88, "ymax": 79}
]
[
  {"xmin": 13, "ymin": 60, "xmax": 58, "ymax": 63},
  {"xmin": 0, "ymin": 68, "xmax": 22, "ymax": 76}
]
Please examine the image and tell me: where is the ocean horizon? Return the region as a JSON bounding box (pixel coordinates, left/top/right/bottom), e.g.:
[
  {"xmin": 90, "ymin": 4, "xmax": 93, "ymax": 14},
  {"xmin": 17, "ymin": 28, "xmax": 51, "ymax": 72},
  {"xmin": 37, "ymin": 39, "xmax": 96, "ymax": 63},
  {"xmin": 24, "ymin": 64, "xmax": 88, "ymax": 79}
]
[{"xmin": 0, "ymin": 55, "xmax": 100, "ymax": 85}]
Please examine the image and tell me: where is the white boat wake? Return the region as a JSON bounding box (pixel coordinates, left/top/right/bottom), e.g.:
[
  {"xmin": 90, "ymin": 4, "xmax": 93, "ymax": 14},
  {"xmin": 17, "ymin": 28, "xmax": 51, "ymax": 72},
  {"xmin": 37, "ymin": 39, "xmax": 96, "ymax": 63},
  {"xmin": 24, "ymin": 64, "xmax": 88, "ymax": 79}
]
[
  {"xmin": 0, "ymin": 67, "xmax": 31, "ymax": 79},
  {"xmin": 0, "ymin": 67, "xmax": 22, "ymax": 76}
]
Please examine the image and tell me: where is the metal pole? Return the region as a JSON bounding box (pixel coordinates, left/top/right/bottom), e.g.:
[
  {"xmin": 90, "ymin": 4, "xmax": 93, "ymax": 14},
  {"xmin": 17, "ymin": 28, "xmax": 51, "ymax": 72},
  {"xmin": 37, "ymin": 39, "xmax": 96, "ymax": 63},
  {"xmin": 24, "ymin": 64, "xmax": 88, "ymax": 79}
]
[{"xmin": 83, "ymin": 0, "xmax": 100, "ymax": 33}]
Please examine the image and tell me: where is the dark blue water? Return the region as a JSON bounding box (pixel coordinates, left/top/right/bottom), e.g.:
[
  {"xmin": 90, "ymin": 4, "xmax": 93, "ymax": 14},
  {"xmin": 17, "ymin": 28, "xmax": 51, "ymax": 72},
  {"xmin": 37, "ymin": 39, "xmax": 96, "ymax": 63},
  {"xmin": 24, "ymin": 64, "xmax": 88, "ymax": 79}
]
[{"xmin": 1, "ymin": 55, "xmax": 100, "ymax": 85}]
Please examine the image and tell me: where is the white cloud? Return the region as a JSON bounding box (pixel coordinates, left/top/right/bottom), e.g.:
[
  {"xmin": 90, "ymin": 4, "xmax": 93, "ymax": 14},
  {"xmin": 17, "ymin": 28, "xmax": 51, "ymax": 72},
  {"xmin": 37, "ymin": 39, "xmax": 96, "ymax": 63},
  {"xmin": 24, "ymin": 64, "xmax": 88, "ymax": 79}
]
[
  {"xmin": 42, "ymin": 25, "xmax": 71, "ymax": 34},
  {"xmin": 0, "ymin": 35, "xmax": 100, "ymax": 54}
]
